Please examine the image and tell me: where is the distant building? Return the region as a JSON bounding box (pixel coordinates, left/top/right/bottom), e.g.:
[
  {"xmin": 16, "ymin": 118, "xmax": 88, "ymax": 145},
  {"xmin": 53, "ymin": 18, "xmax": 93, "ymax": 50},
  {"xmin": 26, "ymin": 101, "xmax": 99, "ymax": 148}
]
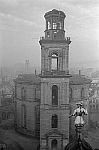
[
  {"xmin": 88, "ymin": 84, "xmax": 99, "ymax": 129},
  {"xmin": 0, "ymin": 104, "xmax": 14, "ymax": 128},
  {"xmin": 0, "ymin": 75, "xmax": 15, "ymax": 128}
]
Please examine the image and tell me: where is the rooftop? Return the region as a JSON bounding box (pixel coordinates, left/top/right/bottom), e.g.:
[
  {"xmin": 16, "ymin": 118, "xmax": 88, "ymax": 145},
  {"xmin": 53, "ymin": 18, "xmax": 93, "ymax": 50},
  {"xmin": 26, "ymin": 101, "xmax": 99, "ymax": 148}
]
[
  {"xmin": 14, "ymin": 74, "xmax": 41, "ymax": 84},
  {"xmin": 44, "ymin": 9, "xmax": 66, "ymax": 18},
  {"xmin": 70, "ymin": 74, "xmax": 92, "ymax": 85},
  {"xmin": 14, "ymin": 74, "xmax": 91, "ymax": 85}
]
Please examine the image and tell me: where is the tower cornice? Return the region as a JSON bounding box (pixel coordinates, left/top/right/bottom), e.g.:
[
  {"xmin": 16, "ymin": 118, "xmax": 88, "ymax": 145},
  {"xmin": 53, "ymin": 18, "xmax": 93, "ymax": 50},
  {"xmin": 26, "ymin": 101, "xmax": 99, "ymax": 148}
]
[
  {"xmin": 39, "ymin": 74, "xmax": 72, "ymax": 78},
  {"xmin": 39, "ymin": 37, "xmax": 71, "ymax": 45}
]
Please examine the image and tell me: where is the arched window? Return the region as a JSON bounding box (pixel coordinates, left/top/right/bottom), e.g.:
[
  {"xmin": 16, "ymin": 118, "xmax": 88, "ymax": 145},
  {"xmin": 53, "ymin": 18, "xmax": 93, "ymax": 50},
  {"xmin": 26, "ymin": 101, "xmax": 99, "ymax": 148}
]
[
  {"xmin": 53, "ymin": 22, "xmax": 57, "ymax": 29},
  {"xmin": 97, "ymin": 88, "xmax": 99, "ymax": 96},
  {"xmin": 21, "ymin": 105, "xmax": 26, "ymax": 128},
  {"xmin": 81, "ymin": 87, "xmax": 84, "ymax": 98},
  {"xmin": 2, "ymin": 112, "xmax": 6, "ymax": 120},
  {"xmin": 52, "ymin": 114, "xmax": 58, "ymax": 128},
  {"xmin": 52, "ymin": 85, "xmax": 58, "ymax": 106},
  {"xmin": 51, "ymin": 53, "xmax": 58, "ymax": 71},
  {"xmin": 21, "ymin": 87, "xmax": 26, "ymax": 100},
  {"xmin": 90, "ymin": 105, "xmax": 92, "ymax": 110},
  {"xmin": 48, "ymin": 21, "xmax": 51, "ymax": 29},
  {"xmin": 51, "ymin": 139, "xmax": 57, "ymax": 149},
  {"xmin": 57, "ymin": 22, "xmax": 62, "ymax": 29},
  {"xmin": 69, "ymin": 88, "xmax": 72, "ymax": 99},
  {"xmin": 7, "ymin": 112, "xmax": 10, "ymax": 119}
]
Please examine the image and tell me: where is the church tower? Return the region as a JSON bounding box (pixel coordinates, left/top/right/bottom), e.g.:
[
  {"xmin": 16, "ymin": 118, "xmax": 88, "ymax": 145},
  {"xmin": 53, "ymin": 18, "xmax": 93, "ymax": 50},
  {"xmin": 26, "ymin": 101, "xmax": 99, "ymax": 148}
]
[{"xmin": 39, "ymin": 9, "xmax": 71, "ymax": 150}]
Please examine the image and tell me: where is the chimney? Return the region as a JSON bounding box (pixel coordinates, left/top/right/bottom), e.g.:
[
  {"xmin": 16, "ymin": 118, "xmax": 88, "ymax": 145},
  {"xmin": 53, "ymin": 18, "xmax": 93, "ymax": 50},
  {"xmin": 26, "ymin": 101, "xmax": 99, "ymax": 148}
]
[
  {"xmin": 79, "ymin": 70, "xmax": 81, "ymax": 75},
  {"xmin": 25, "ymin": 59, "xmax": 29, "ymax": 74},
  {"xmin": 35, "ymin": 69, "xmax": 37, "ymax": 75}
]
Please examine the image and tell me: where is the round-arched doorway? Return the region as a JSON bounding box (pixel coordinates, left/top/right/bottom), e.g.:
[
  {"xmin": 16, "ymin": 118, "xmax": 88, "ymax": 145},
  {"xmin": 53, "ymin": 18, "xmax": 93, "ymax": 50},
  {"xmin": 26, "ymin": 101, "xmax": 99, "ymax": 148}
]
[{"xmin": 51, "ymin": 139, "xmax": 57, "ymax": 150}]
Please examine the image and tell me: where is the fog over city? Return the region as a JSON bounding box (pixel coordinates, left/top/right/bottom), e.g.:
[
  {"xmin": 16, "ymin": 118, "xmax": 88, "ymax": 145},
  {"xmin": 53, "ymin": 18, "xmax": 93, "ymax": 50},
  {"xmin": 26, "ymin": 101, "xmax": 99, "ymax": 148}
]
[
  {"xmin": 0, "ymin": 0, "xmax": 99, "ymax": 69},
  {"xmin": 1, "ymin": 1, "xmax": 99, "ymax": 150}
]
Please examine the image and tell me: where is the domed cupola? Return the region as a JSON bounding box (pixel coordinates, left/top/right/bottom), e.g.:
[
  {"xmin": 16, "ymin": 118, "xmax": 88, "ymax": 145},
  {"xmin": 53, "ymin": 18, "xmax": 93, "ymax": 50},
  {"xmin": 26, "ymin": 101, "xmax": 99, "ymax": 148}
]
[{"xmin": 44, "ymin": 9, "xmax": 66, "ymax": 40}]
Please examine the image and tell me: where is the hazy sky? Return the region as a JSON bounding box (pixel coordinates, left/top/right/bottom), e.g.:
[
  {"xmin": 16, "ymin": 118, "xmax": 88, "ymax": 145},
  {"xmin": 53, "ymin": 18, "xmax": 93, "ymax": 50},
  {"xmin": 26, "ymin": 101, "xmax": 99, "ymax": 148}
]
[{"xmin": 0, "ymin": 0, "xmax": 99, "ymax": 68}]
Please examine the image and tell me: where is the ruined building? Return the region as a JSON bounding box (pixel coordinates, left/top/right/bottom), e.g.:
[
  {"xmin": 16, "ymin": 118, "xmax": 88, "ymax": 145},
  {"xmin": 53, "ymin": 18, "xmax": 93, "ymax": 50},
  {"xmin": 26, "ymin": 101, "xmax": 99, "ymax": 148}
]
[{"xmin": 14, "ymin": 9, "xmax": 91, "ymax": 150}]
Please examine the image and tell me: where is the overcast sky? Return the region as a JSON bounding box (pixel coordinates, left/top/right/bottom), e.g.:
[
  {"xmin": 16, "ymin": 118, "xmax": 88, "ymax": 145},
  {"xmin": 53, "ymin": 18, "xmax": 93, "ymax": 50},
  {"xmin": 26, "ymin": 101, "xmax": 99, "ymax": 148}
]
[{"xmin": 0, "ymin": 0, "xmax": 99, "ymax": 69}]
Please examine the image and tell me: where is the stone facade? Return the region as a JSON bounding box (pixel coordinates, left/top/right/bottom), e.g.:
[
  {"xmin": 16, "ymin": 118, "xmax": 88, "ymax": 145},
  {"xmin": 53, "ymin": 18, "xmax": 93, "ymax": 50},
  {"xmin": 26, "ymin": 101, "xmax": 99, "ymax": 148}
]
[
  {"xmin": 14, "ymin": 73, "xmax": 91, "ymax": 141},
  {"xmin": 14, "ymin": 74, "xmax": 40, "ymax": 137},
  {"xmin": 40, "ymin": 77, "xmax": 70, "ymax": 150},
  {"xmin": 0, "ymin": 103, "xmax": 14, "ymax": 128},
  {"xmin": 39, "ymin": 9, "xmax": 71, "ymax": 150}
]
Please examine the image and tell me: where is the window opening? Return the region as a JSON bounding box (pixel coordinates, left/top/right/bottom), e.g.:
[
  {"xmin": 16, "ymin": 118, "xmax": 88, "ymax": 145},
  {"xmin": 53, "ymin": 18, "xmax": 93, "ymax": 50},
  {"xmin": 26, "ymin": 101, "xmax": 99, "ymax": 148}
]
[
  {"xmin": 53, "ymin": 23, "xmax": 57, "ymax": 29},
  {"xmin": 51, "ymin": 54, "xmax": 58, "ymax": 71},
  {"xmin": 81, "ymin": 88, "xmax": 84, "ymax": 98},
  {"xmin": 48, "ymin": 21, "xmax": 51, "ymax": 29},
  {"xmin": 51, "ymin": 139, "xmax": 57, "ymax": 149},
  {"xmin": 69, "ymin": 88, "xmax": 72, "ymax": 99},
  {"xmin": 52, "ymin": 114, "xmax": 58, "ymax": 128},
  {"xmin": 21, "ymin": 87, "xmax": 26, "ymax": 100},
  {"xmin": 21, "ymin": 105, "xmax": 26, "ymax": 128},
  {"xmin": 52, "ymin": 85, "xmax": 58, "ymax": 106},
  {"xmin": 57, "ymin": 22, "xmax": 62, "ymax": 29}
]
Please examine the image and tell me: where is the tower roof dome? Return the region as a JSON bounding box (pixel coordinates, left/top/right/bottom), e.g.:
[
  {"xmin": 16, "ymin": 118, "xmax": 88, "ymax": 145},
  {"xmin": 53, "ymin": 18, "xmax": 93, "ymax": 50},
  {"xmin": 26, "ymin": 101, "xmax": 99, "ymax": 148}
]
[{"xmin": 44, "ymin": 9, "xmax": 66, "ymax": 18}]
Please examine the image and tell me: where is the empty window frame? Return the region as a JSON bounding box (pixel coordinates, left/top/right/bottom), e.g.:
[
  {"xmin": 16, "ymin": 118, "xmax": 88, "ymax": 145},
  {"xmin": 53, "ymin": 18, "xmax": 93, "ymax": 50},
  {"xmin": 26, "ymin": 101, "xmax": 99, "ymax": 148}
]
[
  {"xmin": 81, "ymin": 87, "xmax": 84, "ymax": 98},
  {"xmin": 51, "ymin": 54, "xmax": 58, "ymax": 71},
  {"xmin": 21, "ymin": 105, "xmax": 26, "ymax": 128},
  {"xmin": 21, "ymin": 87, "xmax": 26, "ymax": 100},
  {"xmin": 51, "ymin": 114, "xmax": 58, "ymax": 128},
  {"xmin": 52, "ymin": 85, "xmax": 58, "ymax": 106},
  {"xmin": 51, "ymin": 139, "xmax": 57, "ymax": 149}
]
